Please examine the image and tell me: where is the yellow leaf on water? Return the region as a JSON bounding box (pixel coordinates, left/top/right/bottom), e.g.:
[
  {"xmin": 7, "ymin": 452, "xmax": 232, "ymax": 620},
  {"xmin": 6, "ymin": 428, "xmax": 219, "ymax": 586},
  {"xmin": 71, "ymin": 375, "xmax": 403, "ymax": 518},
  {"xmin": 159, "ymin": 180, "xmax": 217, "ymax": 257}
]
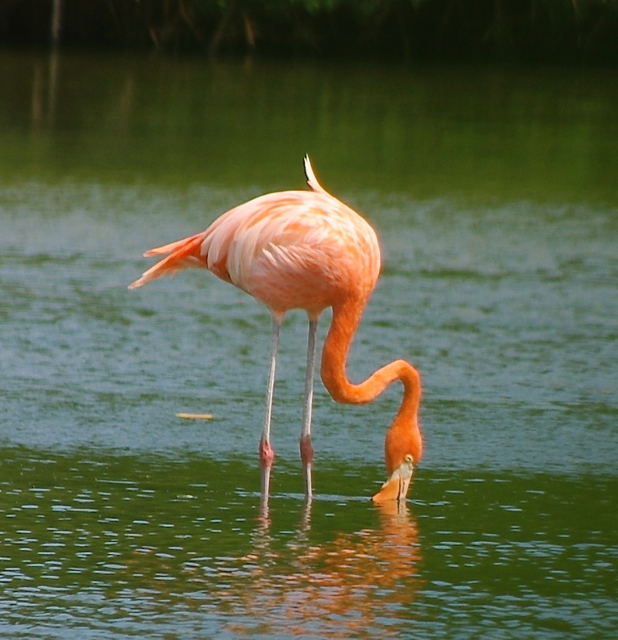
[{"xmin": 175, "ymin": 413, "xmax": 215, "ymax": 420}]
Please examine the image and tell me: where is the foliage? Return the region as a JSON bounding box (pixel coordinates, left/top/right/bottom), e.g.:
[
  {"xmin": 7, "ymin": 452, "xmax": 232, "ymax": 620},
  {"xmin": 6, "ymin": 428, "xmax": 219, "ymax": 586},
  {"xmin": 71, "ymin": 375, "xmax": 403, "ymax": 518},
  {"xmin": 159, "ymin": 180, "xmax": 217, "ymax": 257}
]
[{"xmin": 0, "ymin": 0, "xmax": 617, "ymax": 63}]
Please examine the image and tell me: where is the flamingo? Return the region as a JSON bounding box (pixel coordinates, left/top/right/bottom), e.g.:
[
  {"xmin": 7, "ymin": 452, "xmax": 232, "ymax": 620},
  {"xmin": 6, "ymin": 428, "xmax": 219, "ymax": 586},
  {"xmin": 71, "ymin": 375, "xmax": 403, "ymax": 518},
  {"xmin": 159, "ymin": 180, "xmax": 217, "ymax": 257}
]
[{"xmin": 129, "ymin": 157, "xmax": 422, "ymax": 502}]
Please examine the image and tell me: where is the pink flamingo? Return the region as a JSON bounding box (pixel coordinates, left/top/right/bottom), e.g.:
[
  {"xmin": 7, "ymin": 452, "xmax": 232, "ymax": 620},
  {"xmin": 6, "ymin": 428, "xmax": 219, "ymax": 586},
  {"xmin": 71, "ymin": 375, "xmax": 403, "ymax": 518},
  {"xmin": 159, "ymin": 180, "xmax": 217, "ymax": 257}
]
[{"xmin": 129, "ymin": 157, "xmax": 422, "ymax": 501}]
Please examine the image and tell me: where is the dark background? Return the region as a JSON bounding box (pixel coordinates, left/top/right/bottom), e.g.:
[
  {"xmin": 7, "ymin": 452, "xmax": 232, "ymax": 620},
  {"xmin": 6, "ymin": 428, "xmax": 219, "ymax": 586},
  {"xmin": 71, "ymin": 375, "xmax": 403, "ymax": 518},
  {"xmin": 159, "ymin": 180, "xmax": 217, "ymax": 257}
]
[{"xmin": 2, "ymin": 0, "xmax": 618, "ymax": 64}]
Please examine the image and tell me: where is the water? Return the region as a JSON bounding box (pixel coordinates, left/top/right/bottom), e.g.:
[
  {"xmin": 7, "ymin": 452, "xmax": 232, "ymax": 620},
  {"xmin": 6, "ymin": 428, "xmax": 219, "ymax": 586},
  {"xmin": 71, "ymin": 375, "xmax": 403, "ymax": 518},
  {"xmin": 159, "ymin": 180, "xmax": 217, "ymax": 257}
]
[{"xmin": 1, "ymin": 51, "xmax": 617, "ymax": 638}]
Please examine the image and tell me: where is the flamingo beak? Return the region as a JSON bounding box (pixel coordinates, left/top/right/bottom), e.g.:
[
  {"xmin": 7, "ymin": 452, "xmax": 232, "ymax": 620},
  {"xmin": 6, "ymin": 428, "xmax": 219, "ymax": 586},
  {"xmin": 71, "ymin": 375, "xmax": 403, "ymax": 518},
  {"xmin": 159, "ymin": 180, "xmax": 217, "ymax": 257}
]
[{"xmin": 371, "ymin": 455, "xmax": 415, "ymax": 503}]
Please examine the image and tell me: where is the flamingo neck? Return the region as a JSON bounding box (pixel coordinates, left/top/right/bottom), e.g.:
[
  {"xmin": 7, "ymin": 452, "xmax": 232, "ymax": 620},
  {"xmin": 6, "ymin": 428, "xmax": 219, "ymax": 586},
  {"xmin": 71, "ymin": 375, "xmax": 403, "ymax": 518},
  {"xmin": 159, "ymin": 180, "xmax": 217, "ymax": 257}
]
[{"xmin": 320, "ymin": 299, "xmax": 423, "ymax": 468}]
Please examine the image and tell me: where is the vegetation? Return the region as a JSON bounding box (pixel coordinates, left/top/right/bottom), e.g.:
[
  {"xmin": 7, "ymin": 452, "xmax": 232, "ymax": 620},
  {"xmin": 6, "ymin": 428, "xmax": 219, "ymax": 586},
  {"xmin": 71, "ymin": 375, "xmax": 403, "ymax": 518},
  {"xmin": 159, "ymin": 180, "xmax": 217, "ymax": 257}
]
[{"xmin": 2, "ymin": 0, "xmax": 618, "ymax": 63}]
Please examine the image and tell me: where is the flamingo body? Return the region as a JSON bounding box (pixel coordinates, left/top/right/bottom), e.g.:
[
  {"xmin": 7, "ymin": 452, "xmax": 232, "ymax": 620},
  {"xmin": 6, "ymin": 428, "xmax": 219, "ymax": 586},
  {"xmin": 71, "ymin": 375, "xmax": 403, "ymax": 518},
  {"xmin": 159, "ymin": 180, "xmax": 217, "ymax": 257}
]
[
  {"xmin": 130, "ymin": 190, "xmax": 380, "ymax": 322},
  {"xmin": 130, "ymin": 157, "xmax": 422, "ymax": 502}
]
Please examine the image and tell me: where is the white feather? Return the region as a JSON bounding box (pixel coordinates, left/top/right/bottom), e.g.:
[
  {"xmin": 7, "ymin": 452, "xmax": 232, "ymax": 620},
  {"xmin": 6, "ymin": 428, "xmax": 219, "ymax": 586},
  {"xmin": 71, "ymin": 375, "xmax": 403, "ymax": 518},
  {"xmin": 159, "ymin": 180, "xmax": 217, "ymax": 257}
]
[{"xmin": 304, "ymin": 155, "xmax": 329, "ymax": 195}]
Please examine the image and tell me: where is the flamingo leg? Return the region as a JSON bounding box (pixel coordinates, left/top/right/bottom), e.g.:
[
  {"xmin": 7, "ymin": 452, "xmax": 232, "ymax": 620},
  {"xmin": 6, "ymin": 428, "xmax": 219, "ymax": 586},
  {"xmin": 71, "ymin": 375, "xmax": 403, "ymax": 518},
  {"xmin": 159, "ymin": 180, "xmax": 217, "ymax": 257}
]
[
  {"xmin": 260, "ymin": 463, "xmax": 272, "ymax": 514},
  {"xmin": 300, "ymin": 318, "xmax": 318, "ymax": 498},
  {"xmin": 259, "ymin": 318, "xmax": 280, "ymax": 470}
]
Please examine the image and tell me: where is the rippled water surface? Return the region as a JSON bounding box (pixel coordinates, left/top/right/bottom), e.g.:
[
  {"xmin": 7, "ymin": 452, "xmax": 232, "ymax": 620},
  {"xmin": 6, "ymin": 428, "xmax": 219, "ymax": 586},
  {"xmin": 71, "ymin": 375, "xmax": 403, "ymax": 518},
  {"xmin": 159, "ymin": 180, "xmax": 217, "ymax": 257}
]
[{"xmin": 1, "ymin": 52, "xmax": 617, "ymax": 638}]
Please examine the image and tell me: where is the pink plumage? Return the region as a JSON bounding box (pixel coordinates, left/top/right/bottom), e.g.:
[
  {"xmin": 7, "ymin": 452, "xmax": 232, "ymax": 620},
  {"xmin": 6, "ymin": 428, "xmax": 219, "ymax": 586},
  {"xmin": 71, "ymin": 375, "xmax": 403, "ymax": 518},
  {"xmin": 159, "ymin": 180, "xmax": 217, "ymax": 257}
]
[{"xmin": 129, "ymin": 157, "xmax": 381, "ymax": 322}]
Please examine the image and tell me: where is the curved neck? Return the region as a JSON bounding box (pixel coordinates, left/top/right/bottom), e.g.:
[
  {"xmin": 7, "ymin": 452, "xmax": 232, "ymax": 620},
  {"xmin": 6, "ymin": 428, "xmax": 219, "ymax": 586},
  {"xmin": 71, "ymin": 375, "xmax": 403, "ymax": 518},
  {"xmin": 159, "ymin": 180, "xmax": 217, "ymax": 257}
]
[{"xmin": 320, "ymin": 299, "xmax": 423, "ymax": 466}]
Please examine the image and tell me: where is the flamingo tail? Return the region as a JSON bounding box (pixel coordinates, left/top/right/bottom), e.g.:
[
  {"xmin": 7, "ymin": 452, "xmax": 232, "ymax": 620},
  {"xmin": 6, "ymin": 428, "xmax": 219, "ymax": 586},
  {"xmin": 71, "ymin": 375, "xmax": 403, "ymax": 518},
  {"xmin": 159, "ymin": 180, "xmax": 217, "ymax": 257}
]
[
  {"xmin": 304, "ymin": 155, "xmax": 329, "ymax": 195},
  {"xmin": 128, "ymin": 231, "xmax": 208, "ymax": 289}
]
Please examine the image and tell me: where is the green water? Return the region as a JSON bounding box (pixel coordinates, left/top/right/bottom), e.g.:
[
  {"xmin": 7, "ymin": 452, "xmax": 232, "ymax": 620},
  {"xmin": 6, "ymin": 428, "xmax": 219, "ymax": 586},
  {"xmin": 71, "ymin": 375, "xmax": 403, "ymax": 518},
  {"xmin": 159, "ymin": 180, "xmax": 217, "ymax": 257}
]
[{"xmin": 1, "ymin": 51, "xmax": 617, "ymax": 638}]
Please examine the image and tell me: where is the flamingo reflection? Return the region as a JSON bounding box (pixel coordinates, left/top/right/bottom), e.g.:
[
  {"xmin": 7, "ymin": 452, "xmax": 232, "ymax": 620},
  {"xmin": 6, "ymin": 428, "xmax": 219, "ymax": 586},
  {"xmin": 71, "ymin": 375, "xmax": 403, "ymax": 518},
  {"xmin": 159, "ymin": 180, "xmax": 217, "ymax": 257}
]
[{"xmin": 229, "ymin": 497, "xmax": 423, "ymax": 638}]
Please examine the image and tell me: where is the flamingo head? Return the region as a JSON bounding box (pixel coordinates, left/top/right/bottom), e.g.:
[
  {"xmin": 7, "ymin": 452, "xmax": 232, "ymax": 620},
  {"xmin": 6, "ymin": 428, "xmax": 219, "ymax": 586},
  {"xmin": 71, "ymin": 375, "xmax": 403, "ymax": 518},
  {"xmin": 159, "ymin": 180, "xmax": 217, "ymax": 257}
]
[
  {"xmin": 372, "ymin": 403, "xmax": 422, "ymax": 502},
  {"xmin": 371, "ymin": 454, "xmax": 415, "ymax": 503}
]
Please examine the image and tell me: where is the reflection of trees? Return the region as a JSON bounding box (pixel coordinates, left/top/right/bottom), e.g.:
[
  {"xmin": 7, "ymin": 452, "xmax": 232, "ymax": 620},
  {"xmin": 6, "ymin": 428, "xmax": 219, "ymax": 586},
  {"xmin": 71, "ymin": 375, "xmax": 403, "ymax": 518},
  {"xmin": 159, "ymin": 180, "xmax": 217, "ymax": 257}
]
[
  {"xmin": 29, "ymin": 51, "xmax": 136, "ymax": 132},
  {"xmin": 223, "ymin": 500, "xmax": 423, "ymax": 638},
  {"xmin": 30, "ymin": 51, "xmax": 60, "ymax": 128}
]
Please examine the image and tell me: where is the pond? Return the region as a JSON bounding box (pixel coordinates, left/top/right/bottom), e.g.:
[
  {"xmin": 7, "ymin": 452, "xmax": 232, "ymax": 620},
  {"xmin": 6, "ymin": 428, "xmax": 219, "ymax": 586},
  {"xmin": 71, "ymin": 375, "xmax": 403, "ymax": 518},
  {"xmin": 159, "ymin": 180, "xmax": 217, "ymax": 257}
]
[{"xmin": 1, "ymin": 50, "xmax": 617, "ymax": 638}]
